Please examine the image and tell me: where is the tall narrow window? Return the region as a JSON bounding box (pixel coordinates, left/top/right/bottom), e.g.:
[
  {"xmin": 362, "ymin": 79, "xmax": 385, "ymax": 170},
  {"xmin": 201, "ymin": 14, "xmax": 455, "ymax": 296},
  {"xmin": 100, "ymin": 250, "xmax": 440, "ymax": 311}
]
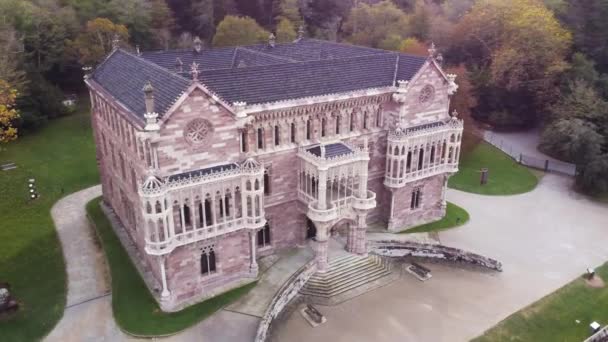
[
  {"xmin": 200, "ymin": 248, "xmax": 217, "ymax": 275},
  {"xmin": 241, "ymin": 131, "xmax": 248, "ymax": 153},
  {"xmin": 274, "ymin": 125, "xmax": 280, "ymax": 146},
  {"xmin": 306, "ymin": 120, "xmax": 311, "ymax": 140},
  {"xmin": 418, "ymin": 149, "xmax": 425, "ymax": 170},
  {"xmin": 291, "ymin": 122, "xmax": 296, "ymax": 143},
  {"xmin": 363, "ymin": 112, "xmax": 368, "ymax": 129},
  {"xmin": 257, "ymin": 128, "xmax": 264, "ymax": 149},
  {"xmin": 321, "ymin": 118, "xmax": 326, "ymax": 137},
  {"xmin": 263, "ymin": 169, "xmax": 270, "ymax": 195},
  {"xmin": 257, "ymin": 222, "xmax": 271, "ymax": 247},
  {"xmin": 410, "ymin": 189, "xmax": 422, "ymax": 209},
  {"xmin": 376, "ymin": 110, "xmax": 382, "ymax": 127},
  {"xmin": 442, "ymin": 141, "xmax": 447, "ymax": 160},
  {"xmin": 183, "ymin": 204, "xmax": 191, "ymax": 226},
  {"xmin": 204, "ymin": 199, "xmax": 212, "ymax": 225},
  {"xmin": 198, "ymin": 202, "xmax": 204, "ymax": 226},
  {"xmin": 335, "ymin": 116, "xmax": 341, "ymax": 135},
  {"xmin": 350, "ymin": 112, "xmax": 355, "ymax": 132},
  {"xmin": 430, "ymin": 146, "xmax": 436, "ymax": 163}
]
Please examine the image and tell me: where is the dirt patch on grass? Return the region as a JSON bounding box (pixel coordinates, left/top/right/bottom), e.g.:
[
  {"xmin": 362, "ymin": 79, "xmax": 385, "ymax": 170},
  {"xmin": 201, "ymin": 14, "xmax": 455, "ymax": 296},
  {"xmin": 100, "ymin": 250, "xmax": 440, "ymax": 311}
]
[{"xmin": 585, "ymin": 275, "xmax": 605, "ymax": 289}]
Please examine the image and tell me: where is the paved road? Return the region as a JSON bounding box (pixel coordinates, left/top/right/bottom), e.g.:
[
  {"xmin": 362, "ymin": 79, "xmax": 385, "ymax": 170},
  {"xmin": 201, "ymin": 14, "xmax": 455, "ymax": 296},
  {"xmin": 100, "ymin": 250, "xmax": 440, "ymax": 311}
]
[
  {"xmin": 44, "ymin": 185, "xmax": 259, "ymax": 342},
  {"xmin": 273, "ymin": 174, "xmax": 608, "ymax": 342}
]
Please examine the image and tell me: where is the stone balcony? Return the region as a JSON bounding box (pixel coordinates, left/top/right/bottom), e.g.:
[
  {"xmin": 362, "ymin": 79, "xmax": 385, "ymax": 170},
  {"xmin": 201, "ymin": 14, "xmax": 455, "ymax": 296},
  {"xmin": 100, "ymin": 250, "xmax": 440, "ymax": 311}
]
[
  {"xmin": 141, "ymin": 159, "xmax": 266, "ymax": 256},
  {"xmin": 384, "ymin": 163, "xmax": 459, "ymax": 188}
]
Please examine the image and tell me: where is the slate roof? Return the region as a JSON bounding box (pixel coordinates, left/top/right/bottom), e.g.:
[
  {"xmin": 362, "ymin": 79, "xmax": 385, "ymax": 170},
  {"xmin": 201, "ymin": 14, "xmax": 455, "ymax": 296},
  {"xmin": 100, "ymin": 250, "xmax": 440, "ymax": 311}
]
[
  {"xmin": 307, "ymin": 143, "xmax": 354, "ymax": 159},
  {"xmin": 92, "ymin": 39, "xmax": 428, "ymax": 120},
  {"xmin": 167, "ymin": 163, "xmax": 239, "ymax": 182}
]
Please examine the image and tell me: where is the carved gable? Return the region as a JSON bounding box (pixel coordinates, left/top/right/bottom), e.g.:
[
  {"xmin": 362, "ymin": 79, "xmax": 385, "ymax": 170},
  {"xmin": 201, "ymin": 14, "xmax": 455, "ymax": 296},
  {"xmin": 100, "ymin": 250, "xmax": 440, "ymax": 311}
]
[
  {"xmin": 155, "ymin": 88, "xmax": 241, "ymax": 174},
  {"xmin": 401, "ymin": 62, "xmax": 450, "ymax": 126}
]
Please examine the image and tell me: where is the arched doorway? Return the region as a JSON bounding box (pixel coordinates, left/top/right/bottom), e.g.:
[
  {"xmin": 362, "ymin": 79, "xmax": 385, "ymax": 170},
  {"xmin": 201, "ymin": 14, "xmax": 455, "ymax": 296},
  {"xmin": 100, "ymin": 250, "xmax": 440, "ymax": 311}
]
[{"xmin": 306, "ymin": 218, "xmax": 316, "ymax": 240}]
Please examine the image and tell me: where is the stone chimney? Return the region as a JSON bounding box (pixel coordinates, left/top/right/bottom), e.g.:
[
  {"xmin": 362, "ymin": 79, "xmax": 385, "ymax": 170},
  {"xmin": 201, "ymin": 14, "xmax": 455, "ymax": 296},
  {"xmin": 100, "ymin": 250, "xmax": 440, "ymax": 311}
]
[
  {"xmin": 143, "ymin": 81, "xmax": 160, "ymax": 131},
  {"xmin": 268, "ymin": 33, "xmax": 276, "ymax": 48},
  {"xmin": 175, "ymin": 57, "xmax": 183, "ymax": 73},
  {"xmin": 193, "ymin": 36, "xmax": 203, "ymax": 53},
  {"xmin": 296, "ymin": 26, "xmax": 305, "ymax": 42},
  {"xmin": 143, "ymin": 81, "xmax": 154, "ymax": 114}
]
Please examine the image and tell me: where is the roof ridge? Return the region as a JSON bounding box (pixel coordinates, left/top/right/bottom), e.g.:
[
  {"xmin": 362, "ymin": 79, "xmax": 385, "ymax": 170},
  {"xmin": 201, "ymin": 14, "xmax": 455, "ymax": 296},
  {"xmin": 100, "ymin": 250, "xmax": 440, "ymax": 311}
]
[
  {"xmin": 118, "ymin": 48, "xmax": 192, "ymax": 84},
  {"xmin": 305, "ymin": 38, "xmax": 392, "ymax": 55},
  {"xmin": 240, "ymin": 47, "xmax": 298, "ymax": 63},
  {"xmin": 203, "ymin": 52, "xmax": 400, "ymax": 75}
]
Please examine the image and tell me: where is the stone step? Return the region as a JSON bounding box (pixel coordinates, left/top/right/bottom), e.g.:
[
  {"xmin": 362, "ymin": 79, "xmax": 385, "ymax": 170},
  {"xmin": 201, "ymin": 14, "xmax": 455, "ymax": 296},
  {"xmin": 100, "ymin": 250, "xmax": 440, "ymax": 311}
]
[
  {"xmin": 309, "ymin": 260, "xmax": 384, "ymax": 284},
  {"xmin": 301, "ymin": 255, "xmax": 394, "ymax": 299},
  {"xmin": 300, "ymin": 268, "xmax": 392, "ymax": 298},
  {"xmin": 303, "ymin": 266, "xmax": 391, "ymax": 295}
]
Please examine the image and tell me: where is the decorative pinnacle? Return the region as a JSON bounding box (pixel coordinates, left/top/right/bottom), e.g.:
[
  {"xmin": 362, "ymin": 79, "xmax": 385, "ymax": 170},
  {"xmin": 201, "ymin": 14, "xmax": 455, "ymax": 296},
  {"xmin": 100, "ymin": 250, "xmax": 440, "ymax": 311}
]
[
  {"xmin": 268, "ymin": 33, "xmax": 276, "ymax": 48},
  {"xmin": 190, "ymin": 62, "xmax": 200, "ymax": 82},
  {"xmin": 112, "ymin": 34, "xmax": 121, "ymax": 50},
  {"xmin": 143, "ymin": 80, "xmax": 154, "ymax": 95},
  {"xmin": 136, "ymin": 45, "xmax": 141, "ymax": 56},
  {"xmin": 428, "ymin": 42, "xmax": 437, "ymax": 58},
  {"xmin": 450, "ymin": 109, "xmax": 459, "ymax": 119},
  {"xmin": 193, "ymin": 36, "xmax": 203, "ymax": 53}
]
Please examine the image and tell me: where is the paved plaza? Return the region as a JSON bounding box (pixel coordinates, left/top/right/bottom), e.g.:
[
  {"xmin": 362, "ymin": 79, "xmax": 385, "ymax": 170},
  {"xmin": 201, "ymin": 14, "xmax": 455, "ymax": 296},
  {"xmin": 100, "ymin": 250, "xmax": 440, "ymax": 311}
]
[{"xmin": 273, "ymin": 174, "xmax": 608, "ymax": 342}]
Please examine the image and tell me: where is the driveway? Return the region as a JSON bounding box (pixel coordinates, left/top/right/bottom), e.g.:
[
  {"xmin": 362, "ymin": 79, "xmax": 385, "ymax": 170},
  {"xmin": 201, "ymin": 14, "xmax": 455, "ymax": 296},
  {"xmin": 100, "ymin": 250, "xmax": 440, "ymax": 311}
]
[
  {"xmin": 272, "ymin": 174, "xmax": 608, "ymax": 342},
  {"xmin": 44, "ymin": 185, "xmax": 258, "ymax": 342}
]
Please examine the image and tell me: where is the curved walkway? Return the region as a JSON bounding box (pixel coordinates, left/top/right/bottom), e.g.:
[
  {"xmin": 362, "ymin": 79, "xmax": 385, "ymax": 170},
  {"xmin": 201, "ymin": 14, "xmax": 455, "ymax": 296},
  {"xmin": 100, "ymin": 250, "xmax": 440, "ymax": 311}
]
[
  {"xmin": 44, "ymin": 186, "xmax": 259, "ymax": 342},
  {"xmin": 273, "ymin": 174, "xmax": 608, "ymax": 342}
]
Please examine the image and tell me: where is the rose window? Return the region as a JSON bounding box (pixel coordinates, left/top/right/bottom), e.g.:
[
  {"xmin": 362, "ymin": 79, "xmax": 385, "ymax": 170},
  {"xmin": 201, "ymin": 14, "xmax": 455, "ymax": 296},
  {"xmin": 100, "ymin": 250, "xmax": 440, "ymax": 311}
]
[
  {"xmin": 418, "ymin": 85, "xmax": 435, "ymax": 105},
  {"xmin": 184, "ymin": 119, "xmax": 212, "ymax": 144}
]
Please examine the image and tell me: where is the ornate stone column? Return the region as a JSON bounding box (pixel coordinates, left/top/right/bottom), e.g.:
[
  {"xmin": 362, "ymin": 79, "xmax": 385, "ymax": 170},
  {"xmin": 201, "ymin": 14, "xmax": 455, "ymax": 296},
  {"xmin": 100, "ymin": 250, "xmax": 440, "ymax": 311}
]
[
  {"xmin": 441, "ymin": 175, "xmax": 449, "ymax": 210},
  {"xmin": 317, "ymin": 168, "xmax": 328, "ymax": 210},
  {"xmin": 350, "ymin": 212, "xmax": 368, "ymax": 255},
  {"xmin": 158, "ymin": 255, "xmax": 170, "ymax": 299},
  {"xmin": 249, "ymin": 229, "xmax": 259, "ymax": 275},
  {"xmin": 313, "ymin": 222, "xmax": 331, "ymax": 272}
]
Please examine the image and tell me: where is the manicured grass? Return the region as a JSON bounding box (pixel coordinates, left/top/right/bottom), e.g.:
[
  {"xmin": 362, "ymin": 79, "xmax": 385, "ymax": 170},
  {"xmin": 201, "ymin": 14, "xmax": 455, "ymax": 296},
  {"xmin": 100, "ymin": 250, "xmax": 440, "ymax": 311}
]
[
  {"xmin": 399, "ymin": 202, "xmax": 469, "ymax": 234},
  {"xmin": 0, "ymin": 108, "xmax": 99, "ymax": 341},
  {"xmin": 86, "ymin": 198, "xmax": 256, "ymax": 336},
  {"xmin": 449, "ymin": 141, "xmax": 539, "ymax": 195},
  {"xmin": 473, "ymin": 263, "xmax": 608, "ymax": 342}
]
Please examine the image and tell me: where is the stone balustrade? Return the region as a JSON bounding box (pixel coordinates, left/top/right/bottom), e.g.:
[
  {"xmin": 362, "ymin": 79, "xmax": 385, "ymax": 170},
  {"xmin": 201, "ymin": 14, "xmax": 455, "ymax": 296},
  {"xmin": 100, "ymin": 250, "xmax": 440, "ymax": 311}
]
[
  {"xmin": 255, "ymin": 260, "xmax": 317, "ymax": 342},
  {"xmin": 370, "ymin": 240, "xmax": 503, "ymax": 272},
  {"xmin": 352, "ymin": 190, "xmax": 377, "ymax": 211},
  {"xmin": 384, "ymin": 163, "xmax": 458, "ymax": 188},
  {"xmin": 306, "ymin": 202, "xmax": 338, "ymax": 223}
]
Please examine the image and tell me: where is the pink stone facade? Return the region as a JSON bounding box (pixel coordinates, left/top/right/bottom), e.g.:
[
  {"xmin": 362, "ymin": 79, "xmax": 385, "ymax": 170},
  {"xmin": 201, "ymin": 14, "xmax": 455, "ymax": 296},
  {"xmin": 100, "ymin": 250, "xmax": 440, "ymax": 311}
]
[{"xmin": 86, "ymin": 57, "xmax": 463, "ymax": 311}]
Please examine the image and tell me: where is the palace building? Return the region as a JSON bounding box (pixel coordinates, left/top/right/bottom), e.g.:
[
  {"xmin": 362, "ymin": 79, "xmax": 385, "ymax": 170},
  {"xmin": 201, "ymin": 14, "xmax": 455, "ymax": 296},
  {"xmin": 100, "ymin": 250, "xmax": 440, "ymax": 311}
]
[{"xmin": 85, "ymin": 33, "xmax": 463, "ymax": 311}]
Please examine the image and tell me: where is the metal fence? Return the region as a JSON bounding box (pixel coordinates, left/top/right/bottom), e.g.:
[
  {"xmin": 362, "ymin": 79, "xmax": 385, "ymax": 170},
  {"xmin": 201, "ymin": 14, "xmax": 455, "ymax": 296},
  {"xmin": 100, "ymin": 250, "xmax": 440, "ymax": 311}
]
[{"xmin": 483, "ymin": 132, "xmax": 577, "ymax": 177}]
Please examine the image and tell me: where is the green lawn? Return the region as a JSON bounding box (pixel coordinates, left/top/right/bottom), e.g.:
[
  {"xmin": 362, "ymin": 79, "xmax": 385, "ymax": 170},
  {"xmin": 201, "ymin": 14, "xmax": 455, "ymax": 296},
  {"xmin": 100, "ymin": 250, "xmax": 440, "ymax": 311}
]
[
  {"xmin": 399, "ymin": 202, "xmax": 469, "ymax": 234},
  {"xmin": 449, "ymin": 142, "xmax": 539, "ymax": 195},
  {"xmin": 86, "ymin": 198, "xmax": 257, "ymax": 336},
  {"xmin": 473, "ymin": 263, "xmax": 608, "ymax": 342},
  {"xmin": 0, "ymin": 109, "xmax": 99, "ymax": 341}
]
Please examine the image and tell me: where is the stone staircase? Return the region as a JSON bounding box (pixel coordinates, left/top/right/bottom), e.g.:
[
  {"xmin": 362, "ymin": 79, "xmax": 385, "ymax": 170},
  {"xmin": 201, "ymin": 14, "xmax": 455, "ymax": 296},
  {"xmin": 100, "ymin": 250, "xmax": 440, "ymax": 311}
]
[{"xmin": 300, "ymin": 254, "xmax": 397, "ymax": 305}]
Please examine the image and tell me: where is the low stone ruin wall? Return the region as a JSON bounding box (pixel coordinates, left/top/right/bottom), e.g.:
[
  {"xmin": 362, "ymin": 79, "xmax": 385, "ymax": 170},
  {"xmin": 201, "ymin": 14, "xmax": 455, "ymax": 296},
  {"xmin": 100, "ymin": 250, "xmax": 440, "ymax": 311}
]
[
  {"xmin": 584, "ymin": 326, "xmax": 608, "ymax": 342},
  {"xmin": 254, "ymin": 260, "xmax": 317, "ymax": 342},
  {"xmin": 370, "ymin": 240, "xmax": 503, "ymax": 272}
]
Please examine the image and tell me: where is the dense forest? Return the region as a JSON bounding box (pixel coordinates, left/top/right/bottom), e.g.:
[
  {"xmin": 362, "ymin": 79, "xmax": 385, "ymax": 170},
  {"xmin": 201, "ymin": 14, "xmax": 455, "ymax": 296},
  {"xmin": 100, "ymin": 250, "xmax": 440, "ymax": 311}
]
[{"xmin": 0, "ymin": 0, "xmax": 606, "ymax": 193}]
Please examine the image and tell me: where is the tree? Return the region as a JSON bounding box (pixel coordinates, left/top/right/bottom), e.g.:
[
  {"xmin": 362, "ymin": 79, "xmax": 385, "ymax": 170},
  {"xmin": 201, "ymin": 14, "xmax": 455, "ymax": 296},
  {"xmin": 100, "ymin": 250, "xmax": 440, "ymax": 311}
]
[
  {"xmin": 68, "ymin": 18, "xmax": 129, "ymax": 66},
  {"xmin": 275, "ymin": 0, "xmax": 303, "ymax": 29},
  {"xmin": 0, "ymin": 24, "xmax": 27, "ymax": 92},
  {"xmin": 0, "ymin": 80, "xmax": 20, "ymax": 143},
  {"xmin": 149, "ymin": 0, "xmax": 176, "ymax": 49},
  {"xmin": 342, "ymin": 1, "xmax": 410, "ymax": 48},
  {"xmin": 276, "ymin": 18, "xmax": 297, "ymax": 43},
  {"xmin": 540, "ymin": 118, "xmax": 603, "ymax": 162},
  {"xmin": 212, "ymin": 16, "xmax": 269, "ymax": 47},
  {"xmin": 454, "ymin": 0, "xmax": 572, "ymax": 126},
  {"xmin": 399, "ymin": 37, "xmax": 427, "ymax": 55}
]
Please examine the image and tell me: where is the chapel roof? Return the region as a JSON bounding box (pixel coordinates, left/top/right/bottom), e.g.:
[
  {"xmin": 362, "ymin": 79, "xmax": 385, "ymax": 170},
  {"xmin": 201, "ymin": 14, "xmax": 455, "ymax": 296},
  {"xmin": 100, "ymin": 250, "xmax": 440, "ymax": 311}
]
[{"xmin": 91, "ymin": 39, "xmax": 428, "ymax": 120}]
